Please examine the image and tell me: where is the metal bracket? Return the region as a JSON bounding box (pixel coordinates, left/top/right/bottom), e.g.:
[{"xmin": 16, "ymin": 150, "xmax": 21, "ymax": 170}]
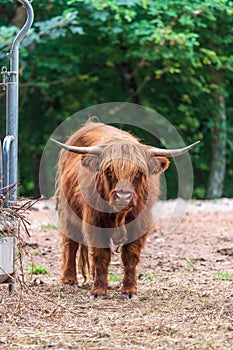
[
  {"xmin": 3, "ymin": 135, "xmax": 14, "ymax": 201},
  {"xmin": 0, "ymin": 66, "xmax": 9, "ymax": 91}
]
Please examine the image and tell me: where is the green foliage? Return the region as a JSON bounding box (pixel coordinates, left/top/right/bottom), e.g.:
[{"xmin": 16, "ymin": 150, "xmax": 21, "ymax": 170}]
[
  {"xmin": 30, "ymin": 249, "xmax": 42, "ymax": 255},
  {"xmin": 0, "ymin": 0, "xmax": 232, "ymax": 198},
  {"xmin": 26, "ymin": 262, "xmax": 49, "ymax": 275},
  {"xmin": 109, "ymin": 273, "xmax": 122, "ymax": 282},
  {"xmin": 40, "ymin": 223, "xmax": 58, "ymax": 230},
  {"xmin": 213, "ymin": 271, "xmax": 233, "ymax": 281},
  {"xmin": 180, "ymin": 269, "xmax": 191, "ymax": 274},
  {"xmin": 186, "ymin": 259, "xmax": 197, "ymax": 265},
  {"xmin": 139, "ymin": 271, "xmax": 157, "ymax": 281}
]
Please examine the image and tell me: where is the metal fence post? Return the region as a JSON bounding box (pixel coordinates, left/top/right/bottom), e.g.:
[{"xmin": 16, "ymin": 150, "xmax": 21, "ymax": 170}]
[
  {"xmin": 6, "ymin": 0, "xmax": 34, "ymax": 199},
  {"xmin": 0, "ymin": 0, "xmax": 34, "ymax": 290}
]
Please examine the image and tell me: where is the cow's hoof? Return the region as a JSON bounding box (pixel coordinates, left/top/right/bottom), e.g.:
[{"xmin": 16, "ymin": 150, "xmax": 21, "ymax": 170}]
[
  {"xmin": 122, "ymin": 293, "xmax": 129, "ymax": 300},
  {"xmin": 122, "ymin": 293, "xmax": 137, "ymax": 300},
  {"xmin": 90, "ymin": 294, "xmax": 107, "ymax": 300},
  {"xmin": 62, "ymin": 278, "xmax": 78, "ymax": 286},
  {"xmin": 130, "ymin": 294, "xmax": 137, "ymax": 300}
]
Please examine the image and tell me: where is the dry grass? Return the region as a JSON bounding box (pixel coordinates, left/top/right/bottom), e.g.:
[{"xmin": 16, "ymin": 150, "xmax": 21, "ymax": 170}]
[
  {"xmin": 0, "ymin": 196, "xmax": 36, "ymax": 238},
  {"xmin": 1, "ymin": 198, "xmax": 233, "ymax": 349},
  {"xmin": 0, "ymin": 271, "xmax": 233, "ymax": 350}
]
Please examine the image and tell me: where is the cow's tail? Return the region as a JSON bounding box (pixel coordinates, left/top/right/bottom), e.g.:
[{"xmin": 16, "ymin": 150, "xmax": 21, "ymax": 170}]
[{"xmin": 78, "ymin": 244, "xmax": 90, "ymax": 284}]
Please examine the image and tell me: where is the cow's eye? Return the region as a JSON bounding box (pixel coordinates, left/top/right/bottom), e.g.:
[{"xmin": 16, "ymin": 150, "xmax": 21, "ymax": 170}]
[
  {"xmin": 105, "ymin": 170, "xmax": 114, "ymax": 179},
  {"xmin": 134, "ymin": 172, "xmax": 142, "ymax": 182}
]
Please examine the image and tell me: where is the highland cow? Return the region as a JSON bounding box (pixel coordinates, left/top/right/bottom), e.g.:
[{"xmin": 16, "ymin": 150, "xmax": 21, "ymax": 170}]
[{"xmin": 53, "ymin": 121, "xmax": 199, "ymax": 299}]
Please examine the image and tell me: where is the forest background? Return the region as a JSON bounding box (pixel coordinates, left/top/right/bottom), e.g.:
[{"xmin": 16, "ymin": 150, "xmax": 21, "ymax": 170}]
[{"xmin": 0, "ymin": 0, "xmax": 232, "ymax": 199}]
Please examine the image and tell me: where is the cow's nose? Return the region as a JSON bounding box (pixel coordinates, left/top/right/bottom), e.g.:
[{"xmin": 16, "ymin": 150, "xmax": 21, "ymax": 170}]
[{"xmin": 116, "ymin": 191, "xmax": 133, "ymax": 204}]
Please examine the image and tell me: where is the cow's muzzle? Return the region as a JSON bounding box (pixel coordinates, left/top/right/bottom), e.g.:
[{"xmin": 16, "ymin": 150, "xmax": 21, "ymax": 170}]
[{"xmin": 111, "ymin": 190, "xmax": 134, "ymax": 211}]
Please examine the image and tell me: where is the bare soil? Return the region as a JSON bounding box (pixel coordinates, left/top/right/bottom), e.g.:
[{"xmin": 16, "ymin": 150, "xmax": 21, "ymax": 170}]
[{"xmin": 1, "ymin": 199, "xmax": 233, "ymax": 349}]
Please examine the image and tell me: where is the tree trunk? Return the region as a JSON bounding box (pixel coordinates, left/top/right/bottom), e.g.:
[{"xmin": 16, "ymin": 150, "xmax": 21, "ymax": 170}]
[
  {"xmin": 206, "ymin": 76, "xmax": 227, "ymax": 199},
  {"xmin": 118, "ymin": 61, "xmax": 141, "ymax": 104},
  {"xmin": 12, "ymin": 2, "xmax": 27, "ymax": 28}
]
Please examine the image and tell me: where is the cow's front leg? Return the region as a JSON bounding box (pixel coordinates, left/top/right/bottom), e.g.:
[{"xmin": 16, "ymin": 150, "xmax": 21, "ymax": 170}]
[
  {"xmin": 61, "ymin": 233, "xmax": 79, "ymax": 285},
  {"xmin": 90, "ymin": 247, "xmax": 111, "ymax": 298},
  {"xmin": 121, "ymin": 234, "xmax": 147, "ymax": 298}
]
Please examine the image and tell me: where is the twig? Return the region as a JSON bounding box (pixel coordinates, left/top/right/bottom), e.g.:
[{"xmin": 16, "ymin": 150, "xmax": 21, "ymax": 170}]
[
  {"xmin": 24, "ymin": 284, "xmax": 85, "ymax": 316},
  {"xmin": 23, "ymin": 283, "xmax": 134, "ymax": 315}
]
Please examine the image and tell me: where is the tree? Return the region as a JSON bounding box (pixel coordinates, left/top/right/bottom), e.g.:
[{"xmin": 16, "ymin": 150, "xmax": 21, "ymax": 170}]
[{"xmin": 0, "ymin": 0, "xmax": 232, "ymax": 198}]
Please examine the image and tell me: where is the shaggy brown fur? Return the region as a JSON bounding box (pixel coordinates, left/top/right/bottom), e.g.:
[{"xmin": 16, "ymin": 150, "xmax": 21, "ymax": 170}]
[{"xmin": 55, "ymin": 121, "xmax": 169, "ymax": 298}]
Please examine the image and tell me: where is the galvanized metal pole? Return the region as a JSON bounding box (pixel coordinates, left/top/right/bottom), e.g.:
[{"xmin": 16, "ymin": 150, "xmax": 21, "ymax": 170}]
[
  {"xmin": 6, "ymin": 0, "xmax": 34, "ymax": 199},
  {"xmin": 0, "ymin": 0, "xmax": 34, "ymax": 292}
]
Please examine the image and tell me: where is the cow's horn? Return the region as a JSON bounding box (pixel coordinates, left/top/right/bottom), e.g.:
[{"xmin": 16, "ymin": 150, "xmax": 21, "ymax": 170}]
[
  {"xmin": 149, "ymin": 141, "xmax": 200, "ymax": 157},
  {"xmin": 51, "ymin": 138, "xmax": 102, "ymax": 155}
]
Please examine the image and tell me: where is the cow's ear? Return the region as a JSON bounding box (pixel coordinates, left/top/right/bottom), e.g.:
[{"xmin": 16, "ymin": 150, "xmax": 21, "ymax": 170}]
[
  {"xmin": 156, "ymin": 156, "xmax": 170, "ymax": 172},
  {"xmin": 81, "ymin": 155, "xmax": 100, "ymax": 172},
  {"xmin": 149, "ymin": 156, "xmax": 170, "ymax": 174}
]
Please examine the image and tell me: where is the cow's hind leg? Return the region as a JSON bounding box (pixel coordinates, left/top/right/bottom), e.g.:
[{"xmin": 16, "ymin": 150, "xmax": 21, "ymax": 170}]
[
  {"xmin": 121, "ymin": 233, "xmax": 147, "ymax": 298},
  {"xmin": 90, "ymin": 247, "xmax": 111, "ymax": 298},
  {"xmin": 61, "ymin": 233, "xmax": 79, "ymax": 285}
]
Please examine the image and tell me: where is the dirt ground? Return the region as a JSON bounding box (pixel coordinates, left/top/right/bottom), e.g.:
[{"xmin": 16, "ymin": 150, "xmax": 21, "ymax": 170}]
[{"xmin": 1, "ymin": 198, "xmax": 233, "ymax": 349}]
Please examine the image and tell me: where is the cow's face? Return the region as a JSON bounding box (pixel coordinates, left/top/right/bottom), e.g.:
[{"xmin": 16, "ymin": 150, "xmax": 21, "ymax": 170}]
[
  {"xmin": 82, "ymin": 140, "xmax": 169, "ymax": 212},
  {"xmin": 97, "ymin": 161, "xmax": 143, "ymax": 212}
]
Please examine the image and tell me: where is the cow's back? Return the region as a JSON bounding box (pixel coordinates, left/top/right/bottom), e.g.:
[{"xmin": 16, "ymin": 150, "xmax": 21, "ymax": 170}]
[{"xmin": 66, "ymin": 121, "xmax": 137, "ymax": 148}]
